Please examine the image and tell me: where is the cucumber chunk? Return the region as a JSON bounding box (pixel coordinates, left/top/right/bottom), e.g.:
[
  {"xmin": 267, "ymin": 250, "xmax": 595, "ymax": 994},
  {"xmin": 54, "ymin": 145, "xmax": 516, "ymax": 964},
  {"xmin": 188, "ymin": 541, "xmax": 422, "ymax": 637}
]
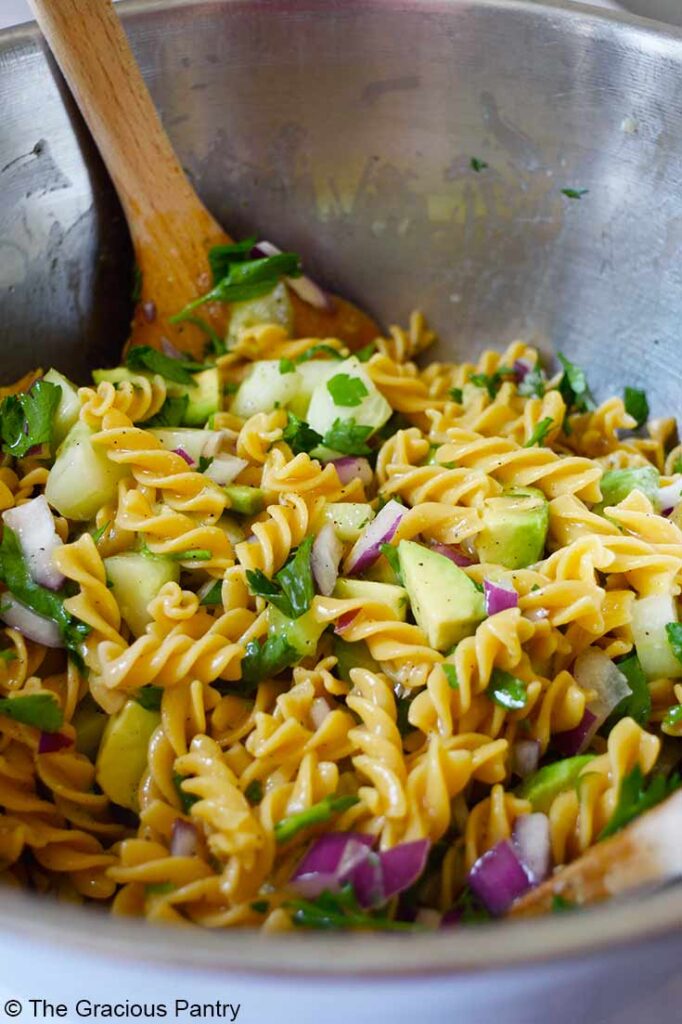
[
  {"xmin": 288, "ymin": 360, "xmax": 337, "ymax": 419},
  {"xmin": 45, "ymin": 421, "xmax": 128, "ymax": 521},
  {"xmin": 306, "ymin": 357, "xmax": 392, "ymax": 438},
  {"xmin": 104, "ymin": 553, "xmax": 179, "ymax": 637},
  {"xmin": 224, "ymin": 485, "xmax": 265, "ymax": 515},
  {"xmin": 321, "ymin": 503, "xmax": 374, "ymax": 542},
  {"xmin": 96, "ymin": 700, "xmax": 160, "ymax": 811},
  {"xmin": 632, "ymin": 594, "xmax": 682, "ymax": 679},
  {"xmin": 148, "ymin": 428, "xmax": 215, "ymax": 464},
  {"xmin": 43, "ymin": 368, "xmax": 81, "ymax": 446},
  {"xmin": 267, "ymin": 605, "xmax": 326, "ymax": 659},
  {"xmin": 93, "ymin": 366, "xmax": 220, "ymax": 427},
  {"xmin": 227, "ymin": 282, "xmax": 293, "ymax": 346},
  {"xmin": 231, "ymin": 360, "xmax": 302, "ymax": 418}
]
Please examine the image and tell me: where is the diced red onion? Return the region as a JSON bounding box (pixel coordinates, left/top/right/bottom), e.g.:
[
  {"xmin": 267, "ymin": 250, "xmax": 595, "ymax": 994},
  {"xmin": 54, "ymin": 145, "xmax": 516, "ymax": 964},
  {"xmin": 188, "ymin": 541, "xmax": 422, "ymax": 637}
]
[
  {"xmin": 350, "ymin": 849, "xmax": 386, "ymax": 908},
  {"xmin": 173, "ymin": 447, "xmax": 194, "ymax": 466},
  {"xmin": 329, "ymin": 457, "xmax": 373, "ymax": 488},
  {"xmin": 3, "ymin": 495, "xmax": 64, "ymax": 590},
  {"xmin": 377, "ymin": 839, "xmax": 430, "ymax": 901},
  {"xmin": 0, "ymin": 596, "xmax": 63, "ymax": 647},
  {"xmin": 440, "ymin": 907, "xmax": 462, "ymax": 927},
  {"xmin": 662, "ymin": 507, "xmax": 674, "ymax": 518},
  {"xmin": 311, "ymin": 523, "xmax": 343, "ymax": 597},
  {"xmin": 38, "ymin": 731, "xmax": 73, "ymax": 754},
  {"xmin": 334, "ymin": 610, "xmax": 359, "ymax": 635},
  {"xmin": 253, "ymin": 240, "xmax": 332, "ymax": 311},
  {"xmin": 204, "ymin": 453, "xmax": 248, "ymax": 486},
  {"xmin": 657, "ymin": 480, "xmax": 682, "ymax": 513},
  {"xmin": 344, "ymin": 499, "xmax": 407, "ymax": 575},
  {"xmin": 291, "ymin": 832, "xmax": 374, "ymax": 898},
  {"xmin": 428, "ymin": 542, "xmax": 475, "ymax": 567},
  {"xmin": 511, "ymin": 738, "xmax": 540, "ymax": 779},
  {"xmin": 170, "ymin": 818, "xmax": 200, "ymax": 858},
  {"xmin": 484, "ymin": 578, "xmax": 518, "ymax": 615},
  {"xmin": 142, "ymin": 300, "xmax": 157, "ymax": 324},
  {"xmin": 512, "ymin": 813, "xmax": 551, "ymax": 884},
  {"xmin": 553, "ymin": 709, "xmax": 598, "ymax": 757},
  {"xmin": 201, "ymin": 429, "xmax": 239, "ymax": 459},
  {"xmin": 564, "ymin": 649, "xmax": 632, "ymax": 753},
  {"xmin": 161, "ymin": 337, "xmax": 184, "ymax": 360},
  {"xmin": 513, "ymin": 359, "xmax": 532, "ymax": 383},
  {"xmin": 467, "ymin": 840, "xmax": 533, "ymax": 916}
]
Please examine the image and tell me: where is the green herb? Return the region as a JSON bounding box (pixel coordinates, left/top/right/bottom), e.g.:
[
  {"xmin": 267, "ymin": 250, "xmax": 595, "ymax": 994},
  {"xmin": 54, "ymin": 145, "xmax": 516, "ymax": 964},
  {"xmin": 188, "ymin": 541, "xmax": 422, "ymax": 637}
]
[
  {"xmin": 275, "ymin": 794, "xmax": 360, "ymax": 844},
  {"xmin": 608, "ymin": 654, "xmax": 651, "ymax": 727},
  {"xmin": 282, "ymin": 412, "xmax": 323, "ymax": 455},
  {"xmin": 144, "ymin": 394, "xmax": 190, "ymax": 428},
  {"xmin": 125, "ymin": 346, "xmax": 206, "ymax": 387},
  {"xmin": 239, "ymin": 635, "xmax": 300, "ymax": 689},
  {"xmin": 208, "ymin": 237, "xmax": 258, "ymax": 284},
  {"xmin": 470, "ymin": 157, "xmax": 489, "ymax": 173},
  {"xmin": 244, "ymin": 780, "xmax": 263, "ymax": 806},
  {"xmin": 293, "ymin": 345, "xmax": 344, "ymax": 364},
  {"xmin": 134, "ymin": 685, "xmax": 164, "ymax": 712},
  {"xmin": 663, "ymin": 705, "xmax": 682, "ymax": 730},
  {"xmin": 486, "ymin": 668, "xmax": 528, "ymax": 711},
  {"xmin": 326, "ymin": 374, "xmax": 368, "ymax": 408},
  {"xmin": 665, "ymin": 622, "xmax": 682, "ymax": 664},
  {"xmin": 0, "ymin": 380, "xmax": 61, "ymax": 458},
  {"xmin": 199, "ymin": 581, "xmax": 223, "ymax": 606},
  {"xmin": 599, "ymin": 765, "xmax": 681, "ymax": 840},
  {"xmin": 286, "ymin": 882, "xmax": 413, "ymax": 931},
  {"xmin": 0, "ymin": 692, "xmax": 63, "ymax": 732},
  {"xmin": 279, "ymin": 358, "xmax": 296, "ymax": 375},
  {"xmin": 469, "ymin": 366, "xmax": 514, "ymax": 399},
  {"xmin": 448, "ymin": 387, "xmax": 463, "ymax": 404},
  {"xmin": 0, "ymin": 526, "xmax": 90, "ymax": 662},
  {"xmin": 523, "ymin": 417, "xmax": 554, "ymax": 448},
  {"xmin": 624, "ymin": 386, "xmax": 649, "ymax": 428},
  {"xmin": 90, "ymin": 521, "xmax": 111, "ymax": 545},
  {"xmin": 442, "ymin": 664, "xmax": 459, "ymax": 690},
  {"xmin": 246, "ymin": 538, "xmax": 314, "ymax": 619},
  {"xmin": 551, "ymin": 894, "xmax": 575, "ymax": 914},
  {"xmin": 451, "ymin": 886, "xmax": 492, "ymax": 924},
  {"xmin": 395, "ymin": 694, "xmax": 416, "ymax": 737},
  {"xmin": 172, "ymin": 771, "xmax": 199, "ymax": 814},
  {"xmin": 171, "ymin": 252, "xmax": 302, "ymax": 323},
  {"xmin": 165, "ymin": 548, "xmax": 212, "ymax": 562},
  {"xmin": 379, "ymin": 543, "xmax": 402, "ymax": 583},
  {"xmin": 355, "ymin": 342, "xmax": 377, "ymax": 363},
  {"xmin": 517, "ymin": 366, "xmax": 546, "ymax": 399},
  {"xmin": 131, "ymin": 265, "xmax": 143, "ymax": 302},
  {"xmin": 145, "ymin": 882, "xmax": 175, "ymax": 896},
  {"xmin": 177, "ymin": 315, "xmax": 226, "ymax": 356},
  {"xmin": 323, "ymin": 418, "xmax": 373, "ymax": 456},
  {"xmin": 558, "ymin": 353, "xmax": 595, "ymax": 422},
  {"xmin": 561, "ymin": 188, "xmax": 589, "ymax": 200},
  {"xmin": 198, "ymin": 455, "xmax": 213, "ymax": 473},
  {"xmin": 250, "ymin": 900, "xmax": 270, "ymax": 915},
  {"xmin": 673, "ymin": 458, "xmax": 682, "ymax": 475},
  {"xmin": 0, "ymin": 650, "xmax": 17, "ymax": 662}
]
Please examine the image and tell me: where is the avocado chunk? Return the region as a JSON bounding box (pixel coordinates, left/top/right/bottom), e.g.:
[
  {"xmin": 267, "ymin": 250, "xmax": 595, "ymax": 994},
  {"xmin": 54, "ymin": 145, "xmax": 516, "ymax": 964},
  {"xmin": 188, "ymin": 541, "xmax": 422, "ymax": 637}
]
[
  {"xmin": 268, "ymin": 605, "xmax": 326, "ymax": 659},
  {"xmin": 398, "ymin": 540, "xmax": 486, "ymax": 651},
  {"xmin": 224, "ymin": 485, "xmax": 265, "ymax": 516},
  {"xmin": 43, "ymin": 368, "xmax": 81, "ymax": 447},
  {"xmin": 333, "ymin": 637, "xmax": 381, "ymax": 682},
  {"xmin": 632, "ymin": 594, "xmax": 682, "ymax": 679},
  {"xmin": 475, "ymin": 487, "xmax": 549, "ymax": 568},
  {"xmin": 93, "ymin": 366, "xmax": 220, "ymax": 427},
  {"xmin": 518, "ymin": 755, "xmax": 596, "ymax": 812},
  {"xmin": 333, "ymin": 578, "xmax": 408, "ymax": 620},
  {"xmin": 96, "ymin": 700, "xmax": 160, "ymax": 811},
  {"xmin": 104, "ymin": 553, "xmax": 179, "ymax": 637},
  {"xmin": 321, "ymin": 503, "xmax": 374, "ymax": 542},
  {"xmin": 598, "ymin": 466, "xmax": 660, "ymax": 510},
  {"xmin": 72, "ymin": 695, "xmax": 108, "ymax": 761},
  {"xmin": 45, "ymin": 421, "xmax": 128, "ymax": 521}
]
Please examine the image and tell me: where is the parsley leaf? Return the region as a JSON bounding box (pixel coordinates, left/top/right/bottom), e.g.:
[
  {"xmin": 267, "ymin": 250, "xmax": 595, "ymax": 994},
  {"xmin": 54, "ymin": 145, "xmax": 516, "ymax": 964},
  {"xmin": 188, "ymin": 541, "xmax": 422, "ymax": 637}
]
[
  {"xmin": 379, "ymin": 543, "xmax": 402, "ymax": 583},
  {"xmin": 246, "ymin": 538, "xmax": 314, "ymax": 619},
  {"xmin": 558, "ymin": 353, "xmax": 595, "ymax": 420},
  {"xmin": 172, "ymin": 771, "xmax": 200, "ymax": 814},
  {"xmin": 134, "ymin": 685, "xmax": 164, "ymax": 711},
  {"xmin": 199, "ymin": 581, "xmax": 222, "ymax": 606},
  {"xmin": 551, "ymin": 894, "xmax": 576, "ymax": 914},
  {"xmin": 448, "ymin": 387, "xmax": 463, "ymax": 404},
  {"xmin": 355, "ymin": 342, "xmax": 377, "ymax": 363},
  {"xmin": 294, "ymin": 345, "xmax": 344, "ymax": 364},
  {"xmin": 395, "ymin": 694, "xmax": 416, "ymax": 737},
  {"xmin": 282, "ymin": 412, "xmax": 323, "ymax": 455},
  {"xmin": 244, "ymin": 780, "xmax": 263, "ymax": 806},
  {"xmin": 286, "ymin": 882, "xmax": 413, "ymax": 931},
  {"xmin": 275, "ymin": 794, "xmax": 359, "ymax": 844},
  {"xmin": 0, "ymin": 650, "xmax": 17, "ymax": 663},
  {"xmin": 177, "ymin": 315, "xmax": 226, "ymax": 355},
  {"xmin": 517, "ymin": 366, "xmax": 546, "ymax": 399},
  {"xmin": 486, "ymin": 668, "xmax": 528, "ymax": 710},
  {"xmin": 90, "ymin": 520, "xmax": 110, "ymax": 545},
  {"xmin": 197, "ymin": 455, "xmax": 213, "ymax": 473},
  {"xmin": 599, "ymin": 765, "xmax": 682, "ymax": 840},
  {"xmin": 469, "ymin": 366, "xmax": 514, "ymax": 399},
  {"xmin": 207, "ymin": 237, "xmax": 257, "ymax": 284},
  {"xmin": 238, "ymin": 634, "xmax": 299, "ymax": 689},
  {"xmin": 172, "ymin": 252, "xmax": 302, "ymax": 322},
  {"xmin": 665, "ymin": 622, "xmax": 682, "ymax": 664},
  {"xmin": 0, "ymin": 692, "xmax": 63, "ymax": 732},
  {"xmin": 624, "ymin": 386, "xmax": 649, "ymax": 428},
  {"xmin": 327, "ymin": 374, "xmax": 368, "ymax": 408},
  {"xmin": 126, "ymin": 346, "xmax": 208, "ymax": 387},
  {"xmin": 561, "ymin": 188, "xmax": 589, "ymax": 199},
  {"xmin": 523, "ymin": 416, "xmax": 555, "ymax": 448},
  {"xmin": 0, "ymin": 380, "xmax": 61, "ymax": 458},
  {"xmin": 279, "ymin": 358, "xmax": 296, "ymax": 375},
  {"xmin": 323, "ymin": 418, "xmax": 373, "ymax": 456},
  {"xmin": 144, "ymin": 394, "xmax": 190, "ymax": 428},
  {"xmin": 442, "ymin": 664, "xmax": 459, "ymax": 690},
  {"xmin": 470, "ymin": 157, "xmax": 488, "ymax": 172}
]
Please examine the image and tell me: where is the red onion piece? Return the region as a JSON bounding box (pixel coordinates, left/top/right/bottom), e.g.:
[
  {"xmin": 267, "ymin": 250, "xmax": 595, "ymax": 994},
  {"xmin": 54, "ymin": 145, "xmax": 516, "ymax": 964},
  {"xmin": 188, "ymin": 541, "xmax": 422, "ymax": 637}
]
[
  {"xmin": 344, "ymin": 500, "xmax": 407, "ymax": 575},
  {"xmin": 467, "ymin": 840, "xmax": 533, "ymax": 916},
  {"xmin": 0, "ymin": 596, "xmax": 63, "ymax": 648},
  {"xmin": 440, "ymin": 907, "xmax": 462, "ymax": 927},
  {"xmin": 484, "ymin": 579, "xmax": 518, "ymax": 615},
  {"xmin": 512, "ymin": 813, "xmax": 551, "ymax": 884},
  {"xmin": 161, "ymin": 337, "xmax": 184, "ymax": 360},
  {"xmin": 142, "ymin": 300, "xmax": 157, "ymax": 324},
  {"xmin": 291, "ymin": 832, "xmax": 374, "ymax": 898},
  {"xmin": 513, "ymin": 358, "xmax": 532, "ymax": 383},
  {"xmin": 329, "ymin": 457, "xmax": 373, "ymax": 488},
  {"xmin": 3, "ymin": 495, "xmax": 64, "ymax": 590},
  {"xmin": 657, "ymin": 480, "xmax": 682, "ymax": 513},
  {"xmin": 378, "ymin": 839, "xmax": 430, "ymax": 901},
  {"xmin": 511, "ymin": 738, "xmax": 540, "ymax": 779},
  {"xmin": 204, "ymin": 454, "xmax": 248, "ymax": 486},
  {"xmin": 38, "ymin": 731, "xmax": 73, "ymax": 754},
  {"xmin": 553, "ymin": 709, "xmax": 598, "ymax": 757},
  {"xmin": 428, "ymin": 542, "xmax": 475, "ymax": 567},
  {"xmin": 173, "ymin": 447, "xmax": 194, "ymax": 466},
  {"xmin": 311, "ymin": 523, "xmax": 343, "ymax": 597},
  {"xmin": 253, "ymin": 240, "xmax": 333, "ymax": 311},
  {"xmin": 334, "ymin": 610, "xmax": 359, "ymax": 635},
  {"xmin": 350, "ymin": 849, "xmax": 386, "ymax": 908},
  {"xmin": 170, "ymin": 818, "xmax": 200, "ymax": 858}
]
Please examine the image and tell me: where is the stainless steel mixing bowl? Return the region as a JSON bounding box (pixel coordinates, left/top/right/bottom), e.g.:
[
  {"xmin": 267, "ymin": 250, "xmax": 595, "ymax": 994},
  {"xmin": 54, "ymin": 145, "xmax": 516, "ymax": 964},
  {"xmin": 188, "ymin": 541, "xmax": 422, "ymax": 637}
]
[{"xmin": 0, "ymin": 1, "xmax": 681, "ymax": 1020}]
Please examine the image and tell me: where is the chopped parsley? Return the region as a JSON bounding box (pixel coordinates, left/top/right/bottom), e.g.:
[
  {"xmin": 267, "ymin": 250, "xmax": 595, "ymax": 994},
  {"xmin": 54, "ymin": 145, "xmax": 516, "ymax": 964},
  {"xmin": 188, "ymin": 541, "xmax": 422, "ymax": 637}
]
[
  {"xmin": 244, "ymin": 780, "xmax": 263, "ymax": 806},
  {"xmin": 442, "ymin": 664, "xmax": 459, "ymax": 690},
  {"xmin": 470, "ymin": 157, "xmax": 489, "ymax": 173},
  {"xmin": 177, "ymin": 315, "xmax": 226, "ymax": 356},
  {"xmin": 607, "ymin": 654, "xmax": 651, "ymax": 728},
  {"xmin": 90, "ymin": 520, "xmax": 111, "ymax": 545},
  {"xmin": 551, "ymin": 894, "xmax": 576, "ymax": 914},
  {"xmin": 0, "ymin": 650, "xmax": 17, "ymax": 663},
  {"xmin": 207, "ymin": 237, "xmax": 258, "ymax": 284},
  {"xmin": 448, "ymin": 387, "xmax": 463, "ymax": 404},
  {"xmin": 197, "ymin": 455, "xmax": 213, "ymax": 473},
  {"xmin": 250, "ymin": 900, "xmax": 270, "ymax": 915},
  {"xmin": 523, "ymin": 417, "xmax": 554, "ymax": 448},
  {"xmin": 557, "ymin": 353, "xmax": 595, "ymax": 423},
  {"xmin": 294, "ymin": 344, "xmax": 344, "ymax": 364},
  {"xmin": 663, "ymin": 705, "xmax": 682, "ymax": 730},
  {"xmin": 326, "ymin": 374, "xmax": 368, "ymax": 408},
  {"xmin": 1, "ymin": 380, "xmax": 61, "ymax": 458},
  {"xmin": 172, "ymin": 251, "xmax": 302, "ymax": 322},
  {"xmin": 379, "ymin": 543, "xmax": 402, "ymax": 583},
  {"xmin": 665, "ymin": 622, "xmax": 682, "ymax": 664},
  {"xmin": 561, "ymin": 188, "xmax": 589, "ymax": 200},
  {"xmin": 134, "ymin": 685, "xmax": 164, "ymax": 712},
  {"xmin": 173, "ymin": 771, "xmax": 200, "ymax": 814},
  {"xmin": 246, "ymin": 537, "xmax": 314, "ymax": 619},
  {"xmin": 126, "ymin": 346, "xmax": 207, "ymax": 387},
  {"xmin": 275, "ymin": 793, "xmax": 359, "ymax": 844},
  {"xmin": 286, "ymin": 882, "xmax": 412, "ymax": 931},
  {"xmin": 199, "ymin": 581, "xmax": 223, "ymax": 606},
  {"xmin": 355, "ymin": 342, "xmax": 377, "ymax": 363},
  {"xmin": 599, "ymin": 765, "xmax": 681, "ymax": 840},
  {"xmin": 282, "ymin": 412, "xmax": 323, "ymax": 455},
  {"xmin": 486, "ymin": 668, "xmax": 528, "ymax": 711},
  {"xmin": 165, "ymin": 548, "xmax": 212, "ymax": 562},
  {"xmin": 238, "ymin": 635, "xmax": 299, "ymax": 689},
  {"xmin": 624, "ymin": 386, "xmax": 649, "ymax": 428},
  {"xmin": 279, "ymin": 358, "xmax": 296, "ymax": 375},
  {"xmin": 323, "ymin": 418, "xmax": 373, "ymax": 456},
  {"xmin": 0, "ymin": 692, "xmax": 63, "ymax": 732},
  {"xmin": 144, "ymin": 394, "xmax": 190, "ymax": 428},
  {"xmin": 469, "ymin": 366, "xmax": 514, "ymax": 399}
]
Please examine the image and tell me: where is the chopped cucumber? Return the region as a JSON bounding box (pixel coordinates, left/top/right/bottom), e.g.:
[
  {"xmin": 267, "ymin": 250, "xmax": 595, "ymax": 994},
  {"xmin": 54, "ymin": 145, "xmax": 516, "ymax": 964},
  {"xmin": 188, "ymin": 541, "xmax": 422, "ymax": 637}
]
[
  {"xmin": 306, "ymin": 357, "xmax": 392, "ymax": 438},
  {"xmin": 230, "ymin": 360, "xmax": 302, "ymax": 418},
  {"xmin": 45, "ymin": 421, "xmax": 128, "ymax": 521},
  {"xmin": 227, "ymin": 281, "xmax": 293, "ymax": 346},
  {"xmin": 632, "ymin": 594, "xmax": 682, "ymax": 679},
  {"xmin": 148, "ymin": 428, "xmax": 215, "ymax": 464},
  {"xmin": 96, "ymin": 700, "xmax": 160, "ymax": 811},
  {"xmin": 268, "ymin": 605, "xmax": 326, "ymax": 659},
  {"xmin": 72, "ymin": 695, "xmax": 108, "ymax": 761},
  {"xmin": 333, "ymin": 578, "xmax": 408, "ymax": 620},
  {"xmin": 288, "ymin": 360, "xmax": 337, "ymax": 419},
  {"xmin": 43, "ymin": 368, "xmax": 81, "ymax": 446},
  {"xmin": 104, "ymin": 553, "xmax": 179, "ymax": 637},
  {"xmin": 321, "ymin": 502, "xmax": 374, "ymax": 542},
  {"xmin": 224, "ymin": 485, "xmax": 265, "ymax": 515}
]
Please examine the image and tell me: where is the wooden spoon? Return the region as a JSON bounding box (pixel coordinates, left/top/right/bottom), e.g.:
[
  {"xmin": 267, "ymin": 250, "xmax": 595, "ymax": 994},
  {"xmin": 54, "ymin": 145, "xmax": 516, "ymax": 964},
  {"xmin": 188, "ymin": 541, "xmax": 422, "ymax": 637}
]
[{"xmin": 28, "ymin": 0, "xmax": 380, "ymax": 359}]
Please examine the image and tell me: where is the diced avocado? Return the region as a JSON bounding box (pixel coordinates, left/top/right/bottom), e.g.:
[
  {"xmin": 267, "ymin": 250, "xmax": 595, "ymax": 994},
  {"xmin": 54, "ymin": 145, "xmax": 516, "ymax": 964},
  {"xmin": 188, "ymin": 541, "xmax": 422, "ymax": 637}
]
[
  {"xmin": 104, "ymin": 553, "xmax": 179, "ymax": 637},
  {"xmin": 268, "ymin": 605, "xmax": 326, "ymax": 659},
  {"xmin": 43, "ymin": 368, "xmax": 81, "ymax": 446},
  {"xmin": 321, "ymin": 503, "xmax": 374, "ymax": 542},
  {"xmin": 333, "ymin": 578, "xmax": 408, "ymax": 620},
  {"xmin": 148, "ymin": 428, "xmax": 214, "ymax": 464},
  {"xmin": 288, "ymin": 361, "xmax": 337, "ymax": 419},
  {"xmin": 93, "ymin": 367, "xmax": 220, "ymax": 427},
  {"xmin": 230, "ymin": 360, "xmax": 302, "ymax": 418},
  {"xmin": 632, "ymin": 594, "xmax": 682, "ymax": 679},
  {"xmin": 518, "ymin": 755, "xmax": 596, "ymax": 812},
  {"xmin": 306, "ymin": 356, "xmax": 392, "ymax": 438},
  {"xmin": 72, "ymin": 695, "xmax": 107, "ymax": 761},
  {"xmin": 224, "ymin": 485, "xmax": 265, "ymax": 516},
  {"xmin": 333, "ymin": 637, "xmax": 381, "ymax": 682},
  {"xmin": 227, "ymin": 281, "xmax": 293, "ymax": 346},
  {"xmin": 475, "ymin": 487, "xmax": 549, "ymax": 569},
  {"xmin": 95, "ymin": 699, "xmax": 160, "ymax": 811},
  {"xmin": 598, "ymin": 466, "xmax": 660, "ymax": 510},
  {"xmin": 45, "ymin": 421, "xmax": 128, "ymax": 521},
  {"xmin": 398, "ymin": 540, "xmax": 485, "ymax": 651}
]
